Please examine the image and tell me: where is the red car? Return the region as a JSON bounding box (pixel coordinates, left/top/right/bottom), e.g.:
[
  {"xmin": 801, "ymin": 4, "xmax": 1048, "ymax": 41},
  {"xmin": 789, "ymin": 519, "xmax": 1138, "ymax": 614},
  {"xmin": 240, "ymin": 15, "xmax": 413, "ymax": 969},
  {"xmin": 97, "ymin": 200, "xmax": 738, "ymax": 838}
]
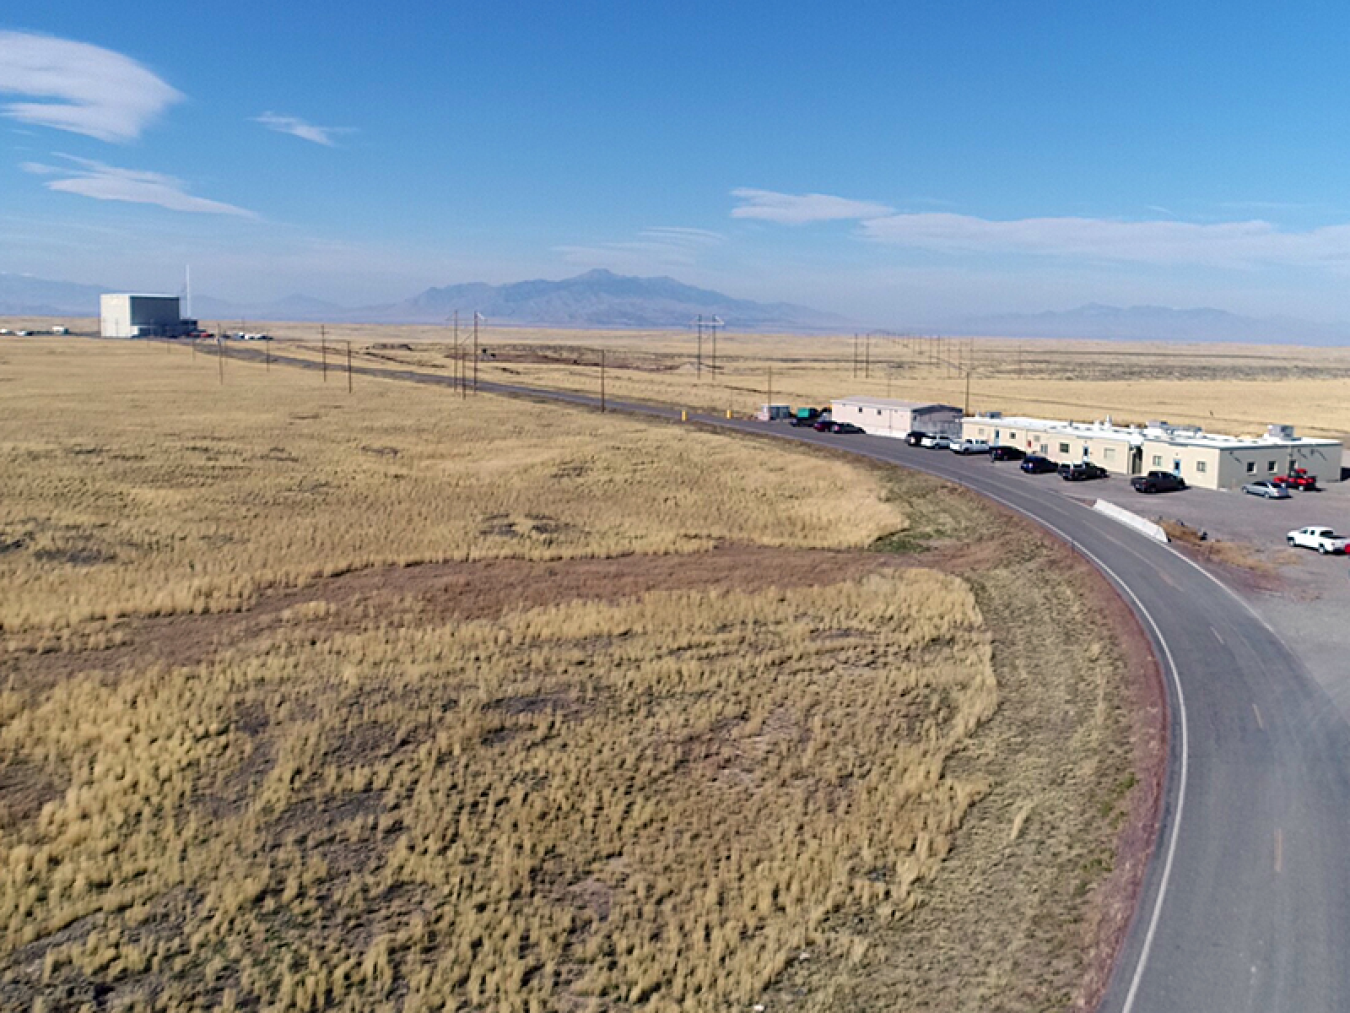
[{"xmin": 1273, "ymin": 468, "xmax": 1318, "ymax": 491}]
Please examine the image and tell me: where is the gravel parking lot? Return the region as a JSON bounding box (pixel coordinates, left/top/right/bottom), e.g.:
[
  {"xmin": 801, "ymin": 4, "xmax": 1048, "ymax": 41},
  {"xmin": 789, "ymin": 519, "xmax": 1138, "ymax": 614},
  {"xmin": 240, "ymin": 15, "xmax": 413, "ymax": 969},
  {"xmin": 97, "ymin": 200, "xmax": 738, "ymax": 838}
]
[{"xmin": 983, "ymin": 458, "xmax": 1350, "ymax": 717}]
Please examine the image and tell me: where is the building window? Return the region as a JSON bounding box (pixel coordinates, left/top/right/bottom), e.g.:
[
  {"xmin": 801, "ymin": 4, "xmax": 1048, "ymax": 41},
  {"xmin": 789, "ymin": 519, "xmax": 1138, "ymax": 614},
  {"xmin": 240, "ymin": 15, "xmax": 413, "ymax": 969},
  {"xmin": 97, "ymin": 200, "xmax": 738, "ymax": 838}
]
[
  {"xmin": 1009, "ymin": 432, "xmax": 1017, "ymax": 441},
  {"xmin": 876, "ymin": 409, "xmax": 882, "ymax": 416},
  {"xmin": 1039, "ymin": 443, "xmax": 1048, "ymax": 454},
  {"xmin": 1152, "ymin": 455, "xmax": 1163, "ymax": 467},
  {"xmin": 1059, "ymin": 442, "xmax": 1070, "ymax": 454},
  {"xmin": 1103, "ymin": 447, "xmax": 1116, "ymax": 462},
  {"xmin": 1196, "ymin": 460, "xmax": 1207, "ymax": 473},
  {"xmin": 1246, "ymin": 461, "xmax": 1256, "ymax": 473},
  {"xmin": 1268, "ymin": 460, "xmax": 1277, "ymax": 472}
]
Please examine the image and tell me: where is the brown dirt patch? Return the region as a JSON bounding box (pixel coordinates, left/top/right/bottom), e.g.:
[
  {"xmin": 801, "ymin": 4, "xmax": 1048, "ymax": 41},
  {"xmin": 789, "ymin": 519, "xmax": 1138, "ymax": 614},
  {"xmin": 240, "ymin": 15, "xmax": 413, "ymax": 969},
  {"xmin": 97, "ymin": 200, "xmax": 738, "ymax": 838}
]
[{"xmin": 4, "ymin": 543, "xmax": 988, "ymax": 692}]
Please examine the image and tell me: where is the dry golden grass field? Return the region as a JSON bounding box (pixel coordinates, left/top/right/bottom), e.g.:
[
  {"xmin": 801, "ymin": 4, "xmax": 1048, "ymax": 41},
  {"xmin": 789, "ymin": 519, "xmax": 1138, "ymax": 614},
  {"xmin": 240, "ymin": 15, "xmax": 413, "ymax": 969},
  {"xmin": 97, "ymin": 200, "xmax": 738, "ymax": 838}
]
[
  {"xmin": 208, "ymin": 319, "xmax": 1350, "ymax": 441},
  {"xmin": 0, "ymin": 335, "xmax": 1152, "ymax": 1012}
]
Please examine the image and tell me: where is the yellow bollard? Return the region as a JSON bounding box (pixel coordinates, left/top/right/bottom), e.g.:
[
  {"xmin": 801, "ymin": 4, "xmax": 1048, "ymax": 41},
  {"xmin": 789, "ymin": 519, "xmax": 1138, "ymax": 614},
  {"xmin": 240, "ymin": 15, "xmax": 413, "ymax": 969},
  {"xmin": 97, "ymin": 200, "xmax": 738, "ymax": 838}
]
[
  {"xmin": 726, "ymin": 408, "xmax": 733, "ymax": 419},
  {"xmin": 681, "ymin": 409, "xmax": 688, "ymax": 422}
]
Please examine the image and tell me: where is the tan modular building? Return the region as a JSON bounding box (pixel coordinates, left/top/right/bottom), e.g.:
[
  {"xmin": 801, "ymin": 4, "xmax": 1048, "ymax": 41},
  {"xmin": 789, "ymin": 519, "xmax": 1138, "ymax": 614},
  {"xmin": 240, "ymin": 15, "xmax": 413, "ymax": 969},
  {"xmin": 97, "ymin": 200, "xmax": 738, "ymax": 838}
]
[
  {"xmin": 831, "ymin": 396, "xmax": 962, "ymax": 439},
  {"xmin": 962, "ymin": 413, "xmax": 1344, "ymax": 490},
  {"xmin": 100, "ymin": 294, "xmax": 195, "ymax": 338}
]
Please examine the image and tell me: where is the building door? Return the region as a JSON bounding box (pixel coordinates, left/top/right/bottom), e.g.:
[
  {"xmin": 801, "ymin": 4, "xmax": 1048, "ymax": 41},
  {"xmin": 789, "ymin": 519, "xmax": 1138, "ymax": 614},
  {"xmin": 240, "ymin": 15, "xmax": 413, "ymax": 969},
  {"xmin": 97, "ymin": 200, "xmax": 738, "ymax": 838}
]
[
  {"xmin": 1129, "ymin": 447, "xmax": 1142, "ymax": 475},
  {"xmin": 1173, "ymin": 458, "xmax": 1182, "ymax": 476}
]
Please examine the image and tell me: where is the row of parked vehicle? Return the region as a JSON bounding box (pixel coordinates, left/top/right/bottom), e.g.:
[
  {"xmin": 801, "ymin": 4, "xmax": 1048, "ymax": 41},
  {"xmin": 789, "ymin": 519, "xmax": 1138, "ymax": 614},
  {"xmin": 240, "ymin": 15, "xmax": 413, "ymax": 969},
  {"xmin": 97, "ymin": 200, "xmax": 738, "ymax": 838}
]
[
  {"xmin": 785, "ymin": 408, "xmax": 865, "ymax": 434},
  {"xmin": 905, "ymin": 429, "xmax": 1206, "ymax": 493}
]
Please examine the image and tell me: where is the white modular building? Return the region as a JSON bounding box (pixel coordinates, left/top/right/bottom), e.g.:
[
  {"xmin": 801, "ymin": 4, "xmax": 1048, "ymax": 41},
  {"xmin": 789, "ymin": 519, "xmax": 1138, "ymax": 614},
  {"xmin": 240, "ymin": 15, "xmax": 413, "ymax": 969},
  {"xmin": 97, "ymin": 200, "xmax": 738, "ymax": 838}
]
[
  {"xmin": 100, "ymin": 294, "xmax": 195, "ymax": 338},
  {"xmin": 831, "ymin": 396, "xmax": 963, "ymax": 439},
  {"xmin": 962, "ymin": 413, "xmax": 1344, "ymax": 491}
]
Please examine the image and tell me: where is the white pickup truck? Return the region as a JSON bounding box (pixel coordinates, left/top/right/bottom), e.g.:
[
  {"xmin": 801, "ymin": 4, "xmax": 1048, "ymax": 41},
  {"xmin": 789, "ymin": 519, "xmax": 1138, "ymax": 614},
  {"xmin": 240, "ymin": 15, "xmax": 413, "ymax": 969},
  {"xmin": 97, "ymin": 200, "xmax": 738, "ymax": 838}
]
[
  {"xmin": 951, "ymin": 439, "xmax": 991, "ymax": 455},
  {"xmin": 1287, "ymin": 526, "xmax": 1350, "ymax": 555}
]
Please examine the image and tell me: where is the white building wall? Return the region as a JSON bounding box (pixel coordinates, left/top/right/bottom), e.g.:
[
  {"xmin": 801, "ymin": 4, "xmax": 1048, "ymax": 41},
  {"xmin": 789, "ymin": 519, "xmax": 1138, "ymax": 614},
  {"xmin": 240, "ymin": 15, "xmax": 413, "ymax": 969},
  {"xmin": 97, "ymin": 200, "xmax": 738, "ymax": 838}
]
[{"xmin": 100, "ymin": 294, "xmax": 182, "ymax": 338}]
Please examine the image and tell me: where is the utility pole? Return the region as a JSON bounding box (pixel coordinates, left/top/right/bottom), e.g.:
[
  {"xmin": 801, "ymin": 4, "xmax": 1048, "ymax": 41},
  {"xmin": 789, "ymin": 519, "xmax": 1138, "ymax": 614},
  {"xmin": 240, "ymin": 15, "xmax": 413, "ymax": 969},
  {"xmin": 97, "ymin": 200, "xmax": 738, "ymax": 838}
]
[
  {"xmin": 767, "ymin": 363, "xmax": 773, "ymax": 407},
  {"xmin": 853, "ymin": 333, "xmax": 859, "ymax": 378},
  {"xmin": 599, "ymin": 348, "xmax": 606, "ymax": 412},
  {"xmin": 696, "ymin": 315, "xmax": 703, "ymax": 378},
  {"xmin": 346, "ymin": 341, "xmax": 353, "ymax": 393},
  {"xmin": 964, "ymin": 368, "xmax": 971, "ymax": 415},
  {"xmin": 864, "ymin": 333, "xmax": 871, "ymax": 379},
  {"xmin": 472, "ymin": 312, "xmax": 480, "ymax": 393},
  {"xmin": 710, "ymin": 317, "xmax": 720, "ymax": 383},
  {"xmin": 321, "ymin": 325, "xmax": 328, "ymax": 382}
]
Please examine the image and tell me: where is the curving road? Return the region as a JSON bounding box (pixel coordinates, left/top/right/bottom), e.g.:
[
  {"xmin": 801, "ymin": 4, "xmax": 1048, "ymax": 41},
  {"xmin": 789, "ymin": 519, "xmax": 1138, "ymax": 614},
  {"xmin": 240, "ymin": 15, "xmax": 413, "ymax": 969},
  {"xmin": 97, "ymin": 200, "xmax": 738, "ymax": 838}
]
[{"xmin": 219, "ymin": 344, "xmax": 1350, "ymax": 1011}]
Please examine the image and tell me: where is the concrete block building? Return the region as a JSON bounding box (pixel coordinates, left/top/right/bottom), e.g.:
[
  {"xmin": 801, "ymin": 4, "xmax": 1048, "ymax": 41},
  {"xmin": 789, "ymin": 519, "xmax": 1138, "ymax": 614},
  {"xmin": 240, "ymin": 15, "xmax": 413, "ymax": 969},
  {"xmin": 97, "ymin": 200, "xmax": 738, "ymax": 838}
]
[
  {"xmin": 962, "ymin": 413, "xmax": 1344, "ymax": 491},
  {"xmin": 831, "ymin": 396, "xmax": 963, "ymax": 439},
  {"xmin": 100, "ymin": 294, "xmax": 196, "ymax": 338}
]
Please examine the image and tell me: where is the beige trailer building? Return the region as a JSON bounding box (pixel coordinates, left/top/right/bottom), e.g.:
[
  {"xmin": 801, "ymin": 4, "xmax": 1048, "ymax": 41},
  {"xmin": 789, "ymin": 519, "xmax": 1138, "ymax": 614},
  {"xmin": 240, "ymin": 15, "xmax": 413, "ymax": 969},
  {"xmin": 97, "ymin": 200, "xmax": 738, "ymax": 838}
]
[
  {"xmin": 831, "ymin": 396, "xmax": 963, "ymax": 440},
  {"xmin": 962, "ymin": 413, "xmax": 1343, "ymax": 490}
]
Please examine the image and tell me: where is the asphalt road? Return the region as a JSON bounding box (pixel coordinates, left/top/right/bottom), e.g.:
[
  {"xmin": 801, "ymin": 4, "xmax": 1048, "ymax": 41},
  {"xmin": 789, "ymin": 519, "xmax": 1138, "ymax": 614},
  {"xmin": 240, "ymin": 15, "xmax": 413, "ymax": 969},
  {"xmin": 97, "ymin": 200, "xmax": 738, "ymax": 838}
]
[{"xmin": 218, "ymin": 343, "xmax": 1350, "ymax": 1012}]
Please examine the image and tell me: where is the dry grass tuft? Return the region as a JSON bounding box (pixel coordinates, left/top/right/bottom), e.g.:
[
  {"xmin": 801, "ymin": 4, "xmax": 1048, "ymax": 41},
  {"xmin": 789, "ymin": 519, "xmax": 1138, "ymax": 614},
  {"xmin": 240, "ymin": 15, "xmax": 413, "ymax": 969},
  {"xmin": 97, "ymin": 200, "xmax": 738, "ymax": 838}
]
[{"xmin": 2, "ymin": 571, "xmax": 994, "ymax": 1011}]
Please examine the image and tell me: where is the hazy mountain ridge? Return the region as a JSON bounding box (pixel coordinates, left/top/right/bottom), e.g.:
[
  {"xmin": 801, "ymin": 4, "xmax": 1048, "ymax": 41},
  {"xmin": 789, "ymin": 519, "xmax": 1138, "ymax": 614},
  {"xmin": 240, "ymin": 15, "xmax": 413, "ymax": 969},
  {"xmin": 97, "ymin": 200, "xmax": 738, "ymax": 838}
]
[
  {"xmin": 950, "ymin": 303, "xmax": 1350, "ymax": 345},
  {"xmin": 0, "ymin": 270, "xmax": 844, "ymax": 332},
  {"xmin": 367, "ymin": 270, "xmax": 846, "ymax": 330}
]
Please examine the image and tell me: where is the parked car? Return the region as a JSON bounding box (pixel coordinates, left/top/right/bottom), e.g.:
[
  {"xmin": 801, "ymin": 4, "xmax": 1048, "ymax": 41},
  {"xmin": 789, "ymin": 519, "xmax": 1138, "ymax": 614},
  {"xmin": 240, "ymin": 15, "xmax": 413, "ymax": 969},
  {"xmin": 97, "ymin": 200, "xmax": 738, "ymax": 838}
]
[
  {"xmin": 905, "ymin": 431, "xmax": 930, "ymax": 446},
  {"xmin": 1242, "ymin": 480, "xmax": 1292, "ymax": 500},
  {"xmin": 1131, "ymin": 471, "xmax": 1186, "ymax": 494},
  {"xmin": 829, "ymin": 421, "xmax": 865, "ymax": 434},
  {"xmin": 1272, "ymin": 468, "xmax": 1318, "ymax": 491},
  {"xmin": 951, "ymin": 439, "xmax": 991, "ymax": 455},
  {"xmin": 919, "ymin": 434, "xmax": 951, "ymax": 449},
  {"xmin": 1287, "ymin": 526, "xmax": 1349, "ymax": 554},
  {"xmin": 1020, "ymin": 455, "xmax": 1058, "ymax": 474},
  {"xmin": 1060, "ymin": 462, "xmax": 1108, "ymax": 482},
  {"xmin": 812, "ymin": 416, "xmax": 834, "ymax": 432},
  {"xmin": 990, "ymin": 446, "xmax": 1026, "ymax": 461}
]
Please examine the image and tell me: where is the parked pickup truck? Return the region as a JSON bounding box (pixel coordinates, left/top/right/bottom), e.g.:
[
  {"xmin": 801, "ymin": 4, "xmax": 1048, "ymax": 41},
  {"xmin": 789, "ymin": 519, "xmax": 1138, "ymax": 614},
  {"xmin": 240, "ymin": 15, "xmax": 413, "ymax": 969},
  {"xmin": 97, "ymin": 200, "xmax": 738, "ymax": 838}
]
[
  {"xmin": 1060, "ymin": 462, "xmax": 1108, "ymax": 482},
  {"xmin": 1286, "ymin": 526, "xmax": 1349, "ymax": 554},
  {"xmin": 1131, "ymin": 471, "xmax": 1186, "ymax": 494},
  {"xmin": 1273, "ymin": 468, "xmax": 1318, "ymax": 491},
  {"xmin": 951, "ymin": 439, "xmax": 991, "ymax": 455}
]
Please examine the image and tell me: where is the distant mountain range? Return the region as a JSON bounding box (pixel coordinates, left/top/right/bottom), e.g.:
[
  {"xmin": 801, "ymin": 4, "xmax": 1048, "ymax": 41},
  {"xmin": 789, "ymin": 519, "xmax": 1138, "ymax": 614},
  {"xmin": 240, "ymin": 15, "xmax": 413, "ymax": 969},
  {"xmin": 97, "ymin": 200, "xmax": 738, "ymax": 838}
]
[
  {"xmin": 8, "ymin": 269, "xmax": 1350, "ymax": 343},
  {"xmin": 0, "ymin": 269, "xmax": 844, "ymax": 331},
  {"xmin": 949, "ymin": 303, "xmax": 1350, "ymax": 345}
]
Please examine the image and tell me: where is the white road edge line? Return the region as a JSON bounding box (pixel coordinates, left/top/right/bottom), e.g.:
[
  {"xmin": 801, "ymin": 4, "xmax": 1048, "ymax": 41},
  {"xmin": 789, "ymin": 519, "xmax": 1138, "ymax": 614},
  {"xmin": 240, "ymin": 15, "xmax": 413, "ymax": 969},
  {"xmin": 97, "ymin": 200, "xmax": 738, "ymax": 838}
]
[{"xmin": 958, "ymin": 486, "xmax": 1188, "ymax": 1013}]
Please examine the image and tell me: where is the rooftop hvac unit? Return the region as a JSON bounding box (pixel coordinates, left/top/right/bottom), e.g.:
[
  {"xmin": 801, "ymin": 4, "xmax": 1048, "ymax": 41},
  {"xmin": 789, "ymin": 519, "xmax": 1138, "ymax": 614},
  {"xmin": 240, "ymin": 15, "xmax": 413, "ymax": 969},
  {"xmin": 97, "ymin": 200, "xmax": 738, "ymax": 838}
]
[{"xmin": 1266, "ymin": 423, "xmax": 1296, "ymax": 440}]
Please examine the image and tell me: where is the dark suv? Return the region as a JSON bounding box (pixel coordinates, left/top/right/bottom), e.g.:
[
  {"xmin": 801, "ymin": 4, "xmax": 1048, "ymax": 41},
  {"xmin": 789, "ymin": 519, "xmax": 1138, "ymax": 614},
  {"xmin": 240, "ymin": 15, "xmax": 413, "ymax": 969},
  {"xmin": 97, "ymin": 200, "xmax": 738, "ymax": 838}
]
[
  {"xmin": 991, "ymin": 446, "xmax": 1026, "ymax": 461},
  {"xmin": 1131, "ymin": 470, "xmax": 1186, "ymax": 494},
  {"xmin": 905, "ymin": 431, "xmax": 929, "ymax": 446},
  {"xmin": 1060, "ymin": 462, "xmax": 1108, "ymax": 482},
  {"xmin": 1020, "ymin": 455, "xmax": 1058, "ymax": 474}
]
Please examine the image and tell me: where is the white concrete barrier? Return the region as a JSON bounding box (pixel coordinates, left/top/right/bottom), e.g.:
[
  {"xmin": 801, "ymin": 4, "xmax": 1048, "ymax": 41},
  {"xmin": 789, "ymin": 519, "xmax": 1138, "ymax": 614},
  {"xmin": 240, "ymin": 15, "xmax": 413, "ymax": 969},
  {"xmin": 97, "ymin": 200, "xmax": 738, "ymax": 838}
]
[{"xmin": 1093, "ymin": 499, "xmax": 1170, "ymax": 543}]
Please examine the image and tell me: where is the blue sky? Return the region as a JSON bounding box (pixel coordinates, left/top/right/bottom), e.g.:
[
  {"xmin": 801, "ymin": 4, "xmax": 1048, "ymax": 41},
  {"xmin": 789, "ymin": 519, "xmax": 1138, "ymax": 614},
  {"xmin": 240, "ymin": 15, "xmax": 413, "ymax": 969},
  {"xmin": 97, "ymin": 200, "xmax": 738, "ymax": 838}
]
[{"xmin": 4, "ymin": 2, "xmax": 1350, "ymax": 324}]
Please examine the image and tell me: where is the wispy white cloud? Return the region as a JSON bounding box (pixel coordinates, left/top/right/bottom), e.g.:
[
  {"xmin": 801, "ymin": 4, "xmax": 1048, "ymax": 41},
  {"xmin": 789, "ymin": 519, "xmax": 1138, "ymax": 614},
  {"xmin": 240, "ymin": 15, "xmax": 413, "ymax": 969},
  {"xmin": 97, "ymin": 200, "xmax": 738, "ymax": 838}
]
[
  {"xmin": 24, "ymin": 156, "xmax": 255, "ymax": 218},
  {"xmin": 557, "ymin": 225, "xmax": 724, "ymax": 267},
  {"xmin": 859, "ymin": 211, "xmax": 1350, "ymax": 269},
  {"xmin": 0, "ymin": 31, "xmax": 182, "ymax": 142},
  {"xmin": 730, "ymin": 187, "xmax": 894, "ymax": 224},
  {"xmin": 253, "ymin": 112, "xmax": 351, "ymax": 147}
]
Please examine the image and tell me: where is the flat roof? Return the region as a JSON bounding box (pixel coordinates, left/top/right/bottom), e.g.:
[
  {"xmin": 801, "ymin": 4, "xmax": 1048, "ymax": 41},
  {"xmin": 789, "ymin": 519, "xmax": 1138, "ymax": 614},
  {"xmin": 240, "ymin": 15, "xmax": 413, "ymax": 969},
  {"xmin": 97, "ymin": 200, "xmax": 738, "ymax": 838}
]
[
  {"xmin": 102, "ymin": 293, "xmax": 178, "ymax": 300},
  {"xmin": 969, "ymin": 413, "xmax": 1342, "ymax": 450},
  {"xmin": 835, "ymin": 396, "xmax": 961, "ymax": 411}
]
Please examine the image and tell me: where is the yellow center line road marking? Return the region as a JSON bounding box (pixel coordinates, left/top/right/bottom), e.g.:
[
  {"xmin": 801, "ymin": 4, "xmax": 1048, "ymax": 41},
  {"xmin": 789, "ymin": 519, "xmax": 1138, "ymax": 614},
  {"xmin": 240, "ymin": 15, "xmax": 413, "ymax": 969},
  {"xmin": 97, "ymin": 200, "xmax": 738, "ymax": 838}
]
[
  {"xmin": 1252, "ymin": 703, "xmax": 1265, "ymax": 730},
  {"xmin": 1275, "ymin": 829, "xmax": 1283, "ymax": 874}
]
